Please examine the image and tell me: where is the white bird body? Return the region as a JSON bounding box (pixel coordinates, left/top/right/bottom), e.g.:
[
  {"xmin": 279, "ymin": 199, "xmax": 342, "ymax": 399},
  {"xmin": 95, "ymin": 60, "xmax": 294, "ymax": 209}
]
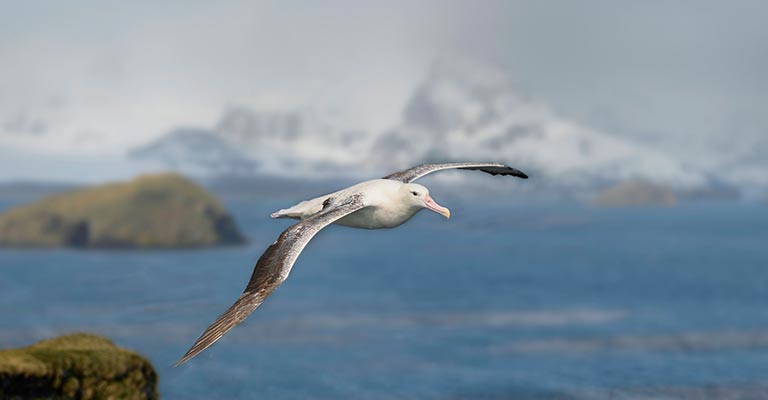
[
  {"xmin": 273, "ymin": 179, "xmax": 423, "ymax": 229},
  {"xmin": 175, "ymin": 162, "xmax": 527, "ymax": 366}
]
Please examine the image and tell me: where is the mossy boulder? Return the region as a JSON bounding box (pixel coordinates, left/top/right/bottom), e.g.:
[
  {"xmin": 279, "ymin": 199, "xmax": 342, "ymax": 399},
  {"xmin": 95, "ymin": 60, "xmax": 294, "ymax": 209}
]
[
  {"xmin": 592, "ymin": 179, "xmax": 677, "ymax": 207},
  {"xmin": 0, "ymin": 173, "xmax": 245, "ymax": 248},
  {"xmin": 0, "ymin": 333, "xmax": 158, "ymax": 400}
]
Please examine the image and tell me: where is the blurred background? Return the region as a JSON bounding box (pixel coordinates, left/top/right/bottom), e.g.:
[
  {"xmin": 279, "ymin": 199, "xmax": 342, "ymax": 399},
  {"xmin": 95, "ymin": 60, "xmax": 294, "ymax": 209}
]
[{"xmin": 1, "ymin": 1, "xmax": 767, "ymax": 399}]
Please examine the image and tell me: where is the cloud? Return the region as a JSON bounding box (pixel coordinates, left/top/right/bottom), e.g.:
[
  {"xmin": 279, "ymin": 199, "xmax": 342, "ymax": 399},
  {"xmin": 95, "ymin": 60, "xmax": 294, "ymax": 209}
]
[
  {"xmin": 0, "ymin": 0, "xmax": 765, "ymax": 167},
  {"xmin": 0, "ymin": 1, "xmax": 446, "ymax": 153},
  {"xmin": 3, "ymin": 111, "xmax": 47, "ymax": 136}
]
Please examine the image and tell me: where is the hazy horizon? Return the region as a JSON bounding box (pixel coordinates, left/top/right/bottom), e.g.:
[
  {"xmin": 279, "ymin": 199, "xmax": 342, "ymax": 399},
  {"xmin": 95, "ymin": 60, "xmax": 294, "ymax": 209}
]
[{"xmin": 1, "ymin": 1, "xmax": 766, "ymax": 191}]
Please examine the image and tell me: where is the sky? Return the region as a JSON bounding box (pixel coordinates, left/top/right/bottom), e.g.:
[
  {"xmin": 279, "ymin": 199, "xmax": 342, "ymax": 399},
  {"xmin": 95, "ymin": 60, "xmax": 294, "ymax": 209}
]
[{"xmin": 1, "ymin": 0, "xmax": 766, "ymax": 168}]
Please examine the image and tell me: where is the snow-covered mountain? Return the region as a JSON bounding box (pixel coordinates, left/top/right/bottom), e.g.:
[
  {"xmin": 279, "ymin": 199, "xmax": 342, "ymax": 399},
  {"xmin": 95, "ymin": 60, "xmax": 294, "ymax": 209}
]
[
  {"xmin": 128, "ymin": 61, "xmax": 712, "ymax": 193},
  {"xmin": 129, "ymin": 128, "xmax": 257, "ymax": 176},
  {"xmin": 374, "ymin": 61, "xmax": 707, "ymax": 190},
  {"xmin": 213, "ymin": 107, "xmax": 374, "ymax": 177}
]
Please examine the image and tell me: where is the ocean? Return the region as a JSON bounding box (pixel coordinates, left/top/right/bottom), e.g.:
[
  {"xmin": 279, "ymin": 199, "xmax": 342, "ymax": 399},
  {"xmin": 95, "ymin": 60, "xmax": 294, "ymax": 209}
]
[{"xmin": 1, "ymin": 197, "xmax": 767, "ymax": 399}]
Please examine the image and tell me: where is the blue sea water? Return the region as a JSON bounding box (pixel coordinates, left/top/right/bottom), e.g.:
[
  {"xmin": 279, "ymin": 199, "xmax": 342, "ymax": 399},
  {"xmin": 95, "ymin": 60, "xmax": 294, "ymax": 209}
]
[{"xmin": 1, "ymin": 198, "xmax": 768, "ymax": 399}]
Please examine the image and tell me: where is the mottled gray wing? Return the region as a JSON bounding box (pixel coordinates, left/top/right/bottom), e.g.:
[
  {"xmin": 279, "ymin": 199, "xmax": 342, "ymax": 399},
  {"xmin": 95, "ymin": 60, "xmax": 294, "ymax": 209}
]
[
  {"xmin": 174, "ymin": 194, "xmax": 366, "ymax": 366},
  {"xmin": 382, "ymin": 162, "xmax": 528, "ymax": 183}
]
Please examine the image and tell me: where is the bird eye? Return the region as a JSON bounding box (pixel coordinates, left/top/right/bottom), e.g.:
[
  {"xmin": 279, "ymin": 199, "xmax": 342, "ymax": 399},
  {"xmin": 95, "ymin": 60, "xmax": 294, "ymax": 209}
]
[{"xmin": 411, "ymin": 191, "xmax": 418, "ymax": 196}]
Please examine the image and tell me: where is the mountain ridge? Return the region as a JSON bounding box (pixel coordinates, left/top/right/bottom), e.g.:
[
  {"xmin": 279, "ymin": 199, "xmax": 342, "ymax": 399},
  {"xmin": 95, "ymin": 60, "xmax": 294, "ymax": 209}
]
[{"xmin": 129, "ymin": 61, "xmax": 711, "ymax": 195}]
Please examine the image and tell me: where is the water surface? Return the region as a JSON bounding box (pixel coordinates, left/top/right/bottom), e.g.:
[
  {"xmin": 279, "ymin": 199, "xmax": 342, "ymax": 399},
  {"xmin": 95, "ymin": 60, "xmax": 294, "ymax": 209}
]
[{"xmin": 1, "ymin": 199, "xmax": 767, "ymax": 399}]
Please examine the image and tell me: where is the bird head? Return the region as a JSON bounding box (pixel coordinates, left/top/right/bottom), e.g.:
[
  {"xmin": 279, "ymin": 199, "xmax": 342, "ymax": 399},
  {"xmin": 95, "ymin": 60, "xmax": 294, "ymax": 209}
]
[{"xmin": 401, "ymin": 183, "xmax": 450, "ymax": 220}]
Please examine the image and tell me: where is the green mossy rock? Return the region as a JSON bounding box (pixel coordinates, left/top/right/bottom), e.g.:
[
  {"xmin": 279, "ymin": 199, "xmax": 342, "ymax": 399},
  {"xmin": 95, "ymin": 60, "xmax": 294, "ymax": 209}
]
[
  {"xmin": 0, "ymin": 333, "xmax": 158, "ymax": 400},
  {"xmin": 0, "ymin": 173, "xmax": 244, "ymax": 248}
]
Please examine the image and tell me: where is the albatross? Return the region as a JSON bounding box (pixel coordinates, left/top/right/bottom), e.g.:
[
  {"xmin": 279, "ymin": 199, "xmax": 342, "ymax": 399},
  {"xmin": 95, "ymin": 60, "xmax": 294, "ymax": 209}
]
[{"xmin": 175, "ymin": 162, "xmax": 528, "ymax": 366}]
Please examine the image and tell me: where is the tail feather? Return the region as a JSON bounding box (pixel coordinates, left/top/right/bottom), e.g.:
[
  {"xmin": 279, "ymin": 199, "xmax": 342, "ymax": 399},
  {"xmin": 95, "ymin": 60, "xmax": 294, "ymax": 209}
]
[
  {"xmin": 270, "ymin": 210, "xmax": 290, "ymax": 219},
  {"xmin": 270, "ymin": 208, "xmax": 303, "ymax": 219},
  {"xmin": 270, "ymin": 197, "xmax": 327, "ymax": 220}
]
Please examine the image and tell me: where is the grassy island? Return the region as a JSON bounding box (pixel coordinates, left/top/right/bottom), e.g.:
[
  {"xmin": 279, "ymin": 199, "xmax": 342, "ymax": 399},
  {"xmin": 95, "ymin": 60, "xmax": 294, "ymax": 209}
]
[
  {"xmin": 0, "ymin": 173, "xmax": 244, "ymax": 248},
  {"xmin": 0, "ymin": 333, "xmax": 158, "ymax": 400}
]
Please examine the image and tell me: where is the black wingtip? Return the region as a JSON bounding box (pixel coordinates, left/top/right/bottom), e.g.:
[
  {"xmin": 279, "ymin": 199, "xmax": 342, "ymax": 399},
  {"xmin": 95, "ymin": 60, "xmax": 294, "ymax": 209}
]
[{"xmin": 486, "ymin": 167, "xmax": 528, "ymax": 179}]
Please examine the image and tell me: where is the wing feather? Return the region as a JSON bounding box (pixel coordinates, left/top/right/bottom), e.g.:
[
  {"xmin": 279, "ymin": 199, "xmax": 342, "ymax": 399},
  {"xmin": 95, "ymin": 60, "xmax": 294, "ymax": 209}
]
[
  {"xmin": 175, "ymin": 194, "xmax": 366, "ymax": 366},
  {"xmin": 383, "ymin": 162, "xmax": 528, "ymax": 183}
]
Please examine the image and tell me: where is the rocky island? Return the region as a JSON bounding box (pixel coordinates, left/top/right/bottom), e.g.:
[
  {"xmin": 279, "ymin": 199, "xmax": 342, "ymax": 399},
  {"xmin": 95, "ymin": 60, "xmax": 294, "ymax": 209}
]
[
  {"xmin": 0, "ymin": 173, "xmax": 244, "ymax": 248},
  {"xmin": 0, "ymin": 333, "xmax": 158, "ymax": 400},
  {"xmin": 592, "ymin": 179, "xmax": 678, "ymax": 207}
]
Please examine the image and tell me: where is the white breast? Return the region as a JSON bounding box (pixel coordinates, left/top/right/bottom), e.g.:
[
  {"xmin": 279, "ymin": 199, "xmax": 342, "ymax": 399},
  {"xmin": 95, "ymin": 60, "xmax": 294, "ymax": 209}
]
[{"xmin": 333, "ymin": 179, "xmax": 420, "ymax": 229}]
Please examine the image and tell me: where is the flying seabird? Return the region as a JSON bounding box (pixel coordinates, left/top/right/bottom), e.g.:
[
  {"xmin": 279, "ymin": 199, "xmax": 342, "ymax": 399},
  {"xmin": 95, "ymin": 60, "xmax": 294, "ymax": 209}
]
[{"xmin": 175, "ymin": 162, "xmax": 528, "ymax": 366}]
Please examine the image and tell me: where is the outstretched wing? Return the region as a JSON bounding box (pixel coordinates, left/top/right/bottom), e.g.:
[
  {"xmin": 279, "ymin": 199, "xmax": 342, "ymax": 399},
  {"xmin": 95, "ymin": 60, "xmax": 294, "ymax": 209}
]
[
  {"xmin": 383, "ymin": 162, "xmax": 528, "ymax": 183},
  {"xmin": 175, "ymin": 194, "xmax": 366, "ymax": 366}
]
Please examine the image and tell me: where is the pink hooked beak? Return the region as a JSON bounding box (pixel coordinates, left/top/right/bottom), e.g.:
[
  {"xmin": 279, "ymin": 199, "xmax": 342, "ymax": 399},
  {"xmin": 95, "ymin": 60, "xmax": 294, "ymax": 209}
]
[{"xmin": 424, "ymin": 194, "xmax": 451, "ymax": 219}]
